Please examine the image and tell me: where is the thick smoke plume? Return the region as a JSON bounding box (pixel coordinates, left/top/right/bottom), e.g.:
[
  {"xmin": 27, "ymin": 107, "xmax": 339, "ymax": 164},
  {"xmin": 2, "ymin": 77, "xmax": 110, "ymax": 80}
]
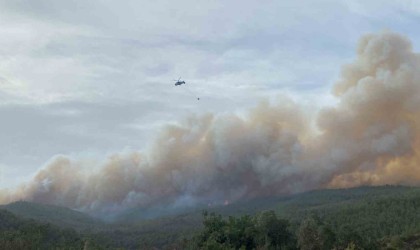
[{"xmin": 1, "ymin": 32, "xmax": 420, "ymax": 216}]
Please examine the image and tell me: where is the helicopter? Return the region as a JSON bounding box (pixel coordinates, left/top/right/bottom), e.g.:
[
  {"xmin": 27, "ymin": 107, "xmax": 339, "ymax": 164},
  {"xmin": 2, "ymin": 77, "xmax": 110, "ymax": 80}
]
[
  {"xmin": 172, "ymin": 77, "xmax": 200, "ymax": 100},
  {"xmin": 174, "ymin": 77, "xmax": 186, "ymax": 86}
]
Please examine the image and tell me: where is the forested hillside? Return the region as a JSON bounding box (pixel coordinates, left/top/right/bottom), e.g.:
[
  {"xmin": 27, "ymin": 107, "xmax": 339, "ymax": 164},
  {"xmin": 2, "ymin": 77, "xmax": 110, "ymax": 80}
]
[
  {"xmin": 0, "ymin": 201, "xmax": 103, "ymax": 231},
  {"xmin": 0, "ymin": 209, "xmax": 99, "ymax": 249},
  {"xmin": 1, "ymin": 185, "xmax": 419, "ymax": 249}
]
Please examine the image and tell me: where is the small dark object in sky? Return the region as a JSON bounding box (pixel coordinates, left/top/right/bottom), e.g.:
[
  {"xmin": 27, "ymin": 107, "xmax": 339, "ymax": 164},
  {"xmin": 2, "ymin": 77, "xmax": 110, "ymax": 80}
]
[
  {"xmin": 173, "ymin": 77, "xmax": 186, "ymax": 86},
  {"xmin": 173, "ymin": 77, "xmax": 200, "ymax": 100}
]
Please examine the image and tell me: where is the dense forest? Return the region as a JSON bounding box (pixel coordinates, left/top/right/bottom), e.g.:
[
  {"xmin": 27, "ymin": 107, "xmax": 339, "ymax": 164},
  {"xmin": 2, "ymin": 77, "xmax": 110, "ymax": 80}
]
[
  {"xmin": 0, "ymin": 185, "xmax": 419, "ymax": 249},
  {"xmin": 0, "ymin": 209, "xmax": 92, "ymax": 249}
]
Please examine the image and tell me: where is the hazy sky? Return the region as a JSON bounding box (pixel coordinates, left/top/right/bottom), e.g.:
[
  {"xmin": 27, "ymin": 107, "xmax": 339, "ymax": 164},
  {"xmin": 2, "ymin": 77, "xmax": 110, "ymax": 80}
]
[{"xmin": 1, "ymin": 0, "xmax": 420, "ymax": 188}]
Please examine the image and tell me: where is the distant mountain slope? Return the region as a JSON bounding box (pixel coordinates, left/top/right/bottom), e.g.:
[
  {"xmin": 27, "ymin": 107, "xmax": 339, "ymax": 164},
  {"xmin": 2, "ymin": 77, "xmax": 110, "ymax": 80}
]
[
  {"xmin": 0, "ymin": 201, "xmax": 104, "ymax": 231},
  {"xmin": 0, "ymin": 209, "xmax": 91, "ymax": 249},
  {"xmin": 116, "ymin": 185, "xmax": 418, "ymax": 224},
  {"xmin": 1, "ymin": 185, "xmax": 419, "ymax": 249},
  {"xmin": 273, "ymin": 185, "xmax": 418, "ymax": 215},
  {"xmin": 271, "ymin": 185, "xmax": 420, "ymax": 240},
  {"xmin": 103, "ymin": 185, "xmax": 420, "ymax": 248}
]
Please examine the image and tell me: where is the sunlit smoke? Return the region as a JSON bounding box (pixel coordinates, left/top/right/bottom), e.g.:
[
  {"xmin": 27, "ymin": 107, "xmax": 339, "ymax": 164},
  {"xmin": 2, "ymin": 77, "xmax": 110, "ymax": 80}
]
[{"xmin": 1, "ymin": 31, "xmax": 420, "ymax": 216}]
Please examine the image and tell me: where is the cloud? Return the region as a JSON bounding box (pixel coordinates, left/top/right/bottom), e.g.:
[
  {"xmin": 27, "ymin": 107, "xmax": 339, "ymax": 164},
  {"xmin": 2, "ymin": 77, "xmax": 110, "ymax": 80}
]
[{"xmin": 0, "ymin": 0, "xmax": 353, "ymax": 105}]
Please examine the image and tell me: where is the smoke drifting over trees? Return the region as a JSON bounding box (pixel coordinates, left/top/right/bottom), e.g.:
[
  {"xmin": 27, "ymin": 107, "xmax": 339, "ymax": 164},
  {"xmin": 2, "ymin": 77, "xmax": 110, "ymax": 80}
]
[{"xmin": 1, "ymin": 32, "xmax": 420, "ymax": 216}]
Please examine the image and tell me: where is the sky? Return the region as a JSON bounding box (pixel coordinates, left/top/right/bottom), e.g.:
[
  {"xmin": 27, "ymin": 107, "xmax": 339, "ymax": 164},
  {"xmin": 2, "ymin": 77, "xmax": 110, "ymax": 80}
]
[{"xmin": 1, "ymin": 0, "xmax": 420, "ymax": 189}]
